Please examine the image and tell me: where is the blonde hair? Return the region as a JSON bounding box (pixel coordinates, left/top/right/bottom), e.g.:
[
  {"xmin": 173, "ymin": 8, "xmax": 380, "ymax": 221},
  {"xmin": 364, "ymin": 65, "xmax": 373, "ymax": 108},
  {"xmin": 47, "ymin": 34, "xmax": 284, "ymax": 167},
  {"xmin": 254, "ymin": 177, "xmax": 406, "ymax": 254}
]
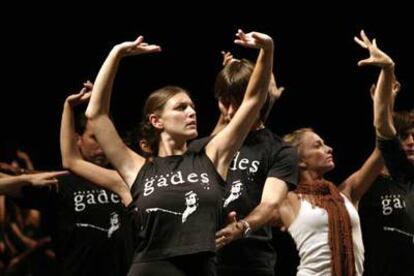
[{"xmin": 283, "ymin": 128, "xmax": 314, "ymax": 151}]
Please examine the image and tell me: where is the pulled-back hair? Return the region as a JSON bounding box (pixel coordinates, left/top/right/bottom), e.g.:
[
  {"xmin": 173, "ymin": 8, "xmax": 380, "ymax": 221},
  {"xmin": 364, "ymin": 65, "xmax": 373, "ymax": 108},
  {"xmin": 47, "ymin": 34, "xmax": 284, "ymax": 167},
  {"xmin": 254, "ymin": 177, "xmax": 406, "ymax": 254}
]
[
  {"xmin": 283, "ymin": 128, "xmax": 314, "ymax": 154},
  {"xmin": 214, "ymin": 59, "xmax": 270, "ymax": 122},
  {"xmin": 139, "ymin": 86, "xmax": 189, "ymax": 156}
]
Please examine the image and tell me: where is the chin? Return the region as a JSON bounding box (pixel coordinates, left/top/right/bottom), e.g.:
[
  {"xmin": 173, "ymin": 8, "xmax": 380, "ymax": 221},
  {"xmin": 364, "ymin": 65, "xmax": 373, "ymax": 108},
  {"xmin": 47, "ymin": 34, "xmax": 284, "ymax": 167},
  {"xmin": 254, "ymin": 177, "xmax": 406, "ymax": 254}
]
[
  {"xmin": 324, "ymin": 163, "xmax": 335, "ymax": 173},
  {"xmin": 187, "ymin": 130, "xmax": 198, "ymax": 139}
]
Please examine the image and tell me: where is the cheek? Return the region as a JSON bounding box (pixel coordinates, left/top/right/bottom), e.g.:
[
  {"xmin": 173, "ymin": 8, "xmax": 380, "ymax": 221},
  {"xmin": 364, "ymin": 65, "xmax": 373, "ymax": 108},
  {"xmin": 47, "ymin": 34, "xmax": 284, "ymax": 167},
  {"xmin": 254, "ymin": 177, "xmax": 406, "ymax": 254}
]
[
  {"xmin": 170, "ymin": 114, "xmax": 184, "ymax": 125},
  {"xmin": 163, "ymin": 113, "xmax": 184, "ymax": 128},
  {"xmin": 305, "ymin": 152, "xmax": 324, "ymax": 165}
]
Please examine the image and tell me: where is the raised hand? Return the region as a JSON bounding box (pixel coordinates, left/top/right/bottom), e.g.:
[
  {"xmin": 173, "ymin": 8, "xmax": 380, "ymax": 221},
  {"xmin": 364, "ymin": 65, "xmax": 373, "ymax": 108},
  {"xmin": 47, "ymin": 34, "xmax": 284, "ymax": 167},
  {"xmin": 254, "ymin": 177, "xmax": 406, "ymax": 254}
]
[
  {"xmin": 83, "ymin": 80, "xmax": 93, "ymax": 91},
  {"xmin": 234, "ymin": 29, "xmax": 273, "ymax": 50},
  {"xmin": 354, "ymin": 30, "xmax": 394, "ymax": 68},
  {"xmin": 221, "ymin": 51, "xmax": 239, "ymax": 66},
  {"xmin": 115, "ymin": 36, "xmax": 161, "ymax": 57},
  {"xmin": 66, "ymin": 81, "xmax": 93, "ymax": 107}
]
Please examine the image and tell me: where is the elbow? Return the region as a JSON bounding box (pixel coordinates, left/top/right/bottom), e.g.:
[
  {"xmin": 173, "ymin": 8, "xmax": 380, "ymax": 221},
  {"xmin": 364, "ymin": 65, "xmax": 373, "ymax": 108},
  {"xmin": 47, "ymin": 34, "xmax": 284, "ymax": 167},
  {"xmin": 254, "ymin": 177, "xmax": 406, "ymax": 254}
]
[
  {"xmin": 85, "ymin": 111, "xmax": 107, "ymax": 125},
  {"xmin": 85, "ymin": 109, "xmax": 95, "ymax": 120},
  {"xmin": 61, "ymin": 159, "xmax": 71, "ymax": 170},
  {"xmin": 61, "ymin": 156, "xmax": 76, "ymax": 170}
]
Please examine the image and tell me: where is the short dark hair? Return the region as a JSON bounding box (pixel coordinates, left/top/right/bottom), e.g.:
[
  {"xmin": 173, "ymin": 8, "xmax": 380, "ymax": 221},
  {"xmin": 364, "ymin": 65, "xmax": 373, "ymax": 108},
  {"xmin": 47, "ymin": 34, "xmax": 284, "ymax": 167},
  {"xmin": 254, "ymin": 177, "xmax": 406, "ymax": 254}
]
[
  {"xmin": 214, "ymin": 59, "xmax": 270, "ymax": 122},
  {"xmin": 393, "ymin": 111, "xmax": 414, "ymax": 140}
]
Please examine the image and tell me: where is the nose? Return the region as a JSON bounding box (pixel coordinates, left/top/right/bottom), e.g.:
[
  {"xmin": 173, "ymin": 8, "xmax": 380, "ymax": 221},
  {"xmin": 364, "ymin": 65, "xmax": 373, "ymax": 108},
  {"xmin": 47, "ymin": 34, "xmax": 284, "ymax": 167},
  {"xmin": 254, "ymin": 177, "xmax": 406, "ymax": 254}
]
[
  {"xmin": 187, "ymin": 105, "xmax": 196, "ymax": 118},
  {"xmin": 407, "ymin": 133, "xmax": 414, "ymax": 144},
  {"xmin": 326, "ymin": 145, "xmax": 333, "ymax": 154}
]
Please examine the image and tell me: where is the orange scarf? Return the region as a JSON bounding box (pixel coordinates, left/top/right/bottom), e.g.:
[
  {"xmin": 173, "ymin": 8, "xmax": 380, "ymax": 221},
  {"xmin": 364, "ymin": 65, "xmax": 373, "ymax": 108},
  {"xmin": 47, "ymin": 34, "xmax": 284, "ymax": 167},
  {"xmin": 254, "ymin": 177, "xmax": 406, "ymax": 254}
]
[{"xmin": 295, "ymin": 179, "xmax": 356, "ymax": 276}]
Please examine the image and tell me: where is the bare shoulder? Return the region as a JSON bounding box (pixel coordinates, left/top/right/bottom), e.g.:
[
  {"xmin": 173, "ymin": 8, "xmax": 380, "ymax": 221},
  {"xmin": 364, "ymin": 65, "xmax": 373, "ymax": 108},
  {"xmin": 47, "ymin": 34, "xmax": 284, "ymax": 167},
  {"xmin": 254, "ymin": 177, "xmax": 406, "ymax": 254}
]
[{"xmin": 287, "ymin": 192, "xmax": 300, "ymax": 205}]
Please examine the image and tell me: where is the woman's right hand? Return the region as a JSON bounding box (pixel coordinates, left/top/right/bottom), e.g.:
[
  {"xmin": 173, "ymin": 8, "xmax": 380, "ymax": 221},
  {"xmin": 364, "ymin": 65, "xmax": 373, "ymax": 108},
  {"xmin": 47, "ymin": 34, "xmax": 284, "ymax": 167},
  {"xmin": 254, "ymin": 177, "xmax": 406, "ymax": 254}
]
[
  {"xmin": 114, "ymin": 36, "xmax": 161, "ymax": 57},
  {"xmin": 234, "ymin": 29, "xmax": 273, "ymax": 51}
]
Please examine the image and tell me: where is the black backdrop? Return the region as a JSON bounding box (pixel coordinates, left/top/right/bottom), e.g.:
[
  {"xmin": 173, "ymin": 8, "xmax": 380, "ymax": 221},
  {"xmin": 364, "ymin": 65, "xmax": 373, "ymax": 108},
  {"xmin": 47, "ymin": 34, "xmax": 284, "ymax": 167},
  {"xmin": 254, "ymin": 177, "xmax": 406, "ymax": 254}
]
[{"xmin": 1, "ymin": 5, "xmax": 413, "ymax": 185}]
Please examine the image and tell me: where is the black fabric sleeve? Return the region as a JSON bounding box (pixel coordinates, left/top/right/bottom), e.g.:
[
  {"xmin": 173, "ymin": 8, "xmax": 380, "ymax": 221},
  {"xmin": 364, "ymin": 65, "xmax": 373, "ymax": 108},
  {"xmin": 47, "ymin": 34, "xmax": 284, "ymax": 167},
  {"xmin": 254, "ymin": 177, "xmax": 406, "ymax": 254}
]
[{"xmin": 267, "ymin": 146, "xmax": 299, "ymax": 191}]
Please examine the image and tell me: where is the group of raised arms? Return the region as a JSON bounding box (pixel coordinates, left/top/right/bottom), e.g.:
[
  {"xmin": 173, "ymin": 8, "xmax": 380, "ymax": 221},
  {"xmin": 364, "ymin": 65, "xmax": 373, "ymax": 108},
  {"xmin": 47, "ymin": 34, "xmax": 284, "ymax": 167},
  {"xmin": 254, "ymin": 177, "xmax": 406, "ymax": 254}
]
[{"xmin": 1, "ymin": 29, "xmax": 412, "ymax": 276}]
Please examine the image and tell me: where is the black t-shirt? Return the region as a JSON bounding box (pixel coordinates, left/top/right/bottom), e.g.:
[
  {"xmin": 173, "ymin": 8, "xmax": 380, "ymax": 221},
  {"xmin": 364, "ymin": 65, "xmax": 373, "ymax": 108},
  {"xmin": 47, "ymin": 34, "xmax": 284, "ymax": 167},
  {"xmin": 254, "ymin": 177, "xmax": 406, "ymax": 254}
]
[
  {"xmin": 359, "ymin": 175, "xmax": 414, "ymax": 276},
  {"xmin": 361, "ymin": 137, "xmax": 414, "ymax": 276},
  {"xmin": 191, "ymin": 128, "xmax": 299, "ymax": 274},
  {"xmin": 14, "ymin": 173, "xmax": 132, "ymax": 276},
  {"xmin": 378, "ymin": 137, "xmax": 414, "ymax": 223},
  {"xmin": 130, "ymin": 150, "xmax": 225, "ymax": 263}
]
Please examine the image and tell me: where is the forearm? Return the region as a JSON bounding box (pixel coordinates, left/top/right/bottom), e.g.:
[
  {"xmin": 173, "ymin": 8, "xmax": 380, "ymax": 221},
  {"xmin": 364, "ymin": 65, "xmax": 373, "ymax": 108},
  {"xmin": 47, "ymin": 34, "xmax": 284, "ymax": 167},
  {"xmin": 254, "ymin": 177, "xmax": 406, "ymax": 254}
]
[
  {"xmin": 60, "ymin": 102, "xmax": 83, "ymax": 168},
  {"xmin": 68, "ymin": 159, "xmax": 132, "ymax": 206},
  {"xmin": 0, "ymin": 172, "xmax": 9, "ymax": 178},
  {"xmin": 244, "ymin": 47, "xmax": 274, "ymax": 111},
  {"xmin": 242, "ymin": 178, "xmax": 288, "ymax": 231},
  {"xmin": 242, "ymin": 202, "xmax": 277, "ymax": 231},
  {"xmin": 0, "ymin": 175, "xmax": 29, "ymax": 195},
  {"xmin": 374, "ymin": 65, "xmax": 396, "ymax": 138},
  {"xmin": 86, "ymin": 47, "xmax": 122, "ymax": 119}
]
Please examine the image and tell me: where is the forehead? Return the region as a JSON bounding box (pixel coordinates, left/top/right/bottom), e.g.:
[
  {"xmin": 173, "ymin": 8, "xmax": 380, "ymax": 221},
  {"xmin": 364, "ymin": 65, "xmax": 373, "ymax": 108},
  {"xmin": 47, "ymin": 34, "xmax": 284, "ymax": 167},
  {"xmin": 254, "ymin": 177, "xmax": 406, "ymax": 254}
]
[
  {"xmin": 301, "ymin": 131, "xmax": 323, "ymax": 145},
  {"xmin": 219, "ymin": 95, "xmax": 239, "ymax": 105},
  {"xmin": 402, "ymin": 127, "xmax": 414, "ymax": 138},
  {"xmin": 165, "ymin": 92, "xmax": 193, "ymax": 106}
]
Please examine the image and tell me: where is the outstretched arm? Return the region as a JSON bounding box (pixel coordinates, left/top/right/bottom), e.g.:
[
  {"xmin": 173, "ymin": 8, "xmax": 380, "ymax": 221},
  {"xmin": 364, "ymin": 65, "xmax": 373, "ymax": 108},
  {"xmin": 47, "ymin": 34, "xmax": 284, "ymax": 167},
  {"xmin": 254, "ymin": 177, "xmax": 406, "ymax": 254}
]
[
  {"xmin": 60, "ymin": 84, "xmax": 132, "ymax": 206},
  {"xmin": 85, "ymin": 36, "xmax": 161, "ymax": 187},
  {"xmin": 355, "ymin": 30, "xmax": 396, "ymax": 138},
  {"xmin": 0, "ymin": 171, "xmax": 67, "ymax": 197},
  {"xmin": 356, "ymin": 31, "xmax": 414, "ymax": 183},
  {"xmin": 340, "ymin": 30, "xmax": 396, "ymax": 205},
  {"xmin": 206, "ymin": 30, "xmax": 274, "ymax": 178}
]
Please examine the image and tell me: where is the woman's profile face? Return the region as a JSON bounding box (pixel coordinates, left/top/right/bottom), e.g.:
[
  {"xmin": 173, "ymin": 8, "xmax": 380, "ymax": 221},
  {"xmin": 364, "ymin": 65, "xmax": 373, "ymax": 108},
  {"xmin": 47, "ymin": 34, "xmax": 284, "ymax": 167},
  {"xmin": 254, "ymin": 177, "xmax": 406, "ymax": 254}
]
[{"xmin": 298, "ymin": 131, "xmax": 335, "ymax": 175}]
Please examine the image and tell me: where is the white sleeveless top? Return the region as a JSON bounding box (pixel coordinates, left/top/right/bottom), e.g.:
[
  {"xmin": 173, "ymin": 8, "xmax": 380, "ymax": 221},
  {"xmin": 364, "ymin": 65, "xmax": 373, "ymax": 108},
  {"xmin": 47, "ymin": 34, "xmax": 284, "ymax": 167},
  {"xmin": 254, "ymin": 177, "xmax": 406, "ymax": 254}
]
[{"xmin": 288, "ymin": 194, "xmax": 364, "ymax": 276}]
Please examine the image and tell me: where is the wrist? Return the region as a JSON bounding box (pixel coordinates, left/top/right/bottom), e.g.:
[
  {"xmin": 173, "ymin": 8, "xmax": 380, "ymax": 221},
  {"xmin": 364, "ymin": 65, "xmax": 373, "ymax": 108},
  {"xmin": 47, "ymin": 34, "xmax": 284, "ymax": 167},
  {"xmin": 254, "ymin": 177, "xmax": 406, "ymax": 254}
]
[
  {"xmin": 238, "ymin": 219, "xmax": 252, "ymax": 238},
  {"xmin": 17, "ymin": 174, "xmax": 31, "ymax": 186},
  {"xmin": 383, "ymin": 61, "xmax": 395, "ymax": 71}
]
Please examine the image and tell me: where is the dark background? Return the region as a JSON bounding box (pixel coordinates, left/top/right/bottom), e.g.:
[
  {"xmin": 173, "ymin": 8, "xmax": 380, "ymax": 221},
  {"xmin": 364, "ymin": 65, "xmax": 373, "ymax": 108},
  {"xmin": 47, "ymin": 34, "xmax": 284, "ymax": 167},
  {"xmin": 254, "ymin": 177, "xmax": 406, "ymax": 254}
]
[{"xmin": 1, "ymin": 6, "xmax": 413, "ymax": 184}]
